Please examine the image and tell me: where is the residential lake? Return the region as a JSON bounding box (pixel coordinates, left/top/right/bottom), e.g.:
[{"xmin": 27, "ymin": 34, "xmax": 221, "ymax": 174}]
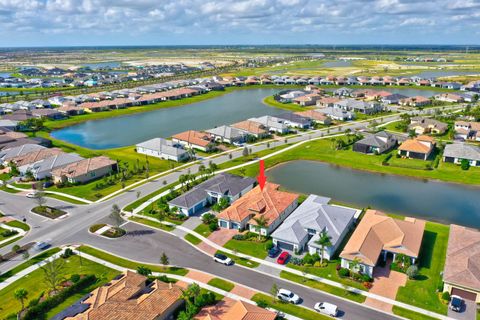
[
  {"xmin": 409, "ymin": 70, "xmax": 480, "ymax": 79},
  {"xmin": 322, "ymin": 60, "xmax": 353, "ymax": 68},
  {"xmin": 267, "ymin": 160, "xmax": 480, "ymax": 228},
  {"xmin": 82, "ymin": 61, "xmax": 122, "ymax": 69},
  {"xmin": 51, "ymin": 88, "xmax": 284, "ymax": 149}
]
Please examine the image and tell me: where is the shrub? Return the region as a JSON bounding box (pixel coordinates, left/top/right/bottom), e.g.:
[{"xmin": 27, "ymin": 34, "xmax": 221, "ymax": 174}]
[
  {"xmin": 202, "ymin": 213, "xmax": 216, "ymax": 225},
  {"xmin": 61, "ymin": 248, "xmax": 75, "ymax": 259},
  {"xmin": 461, "ymin": 159, "xmax": 470, "ymax": 170},
  {"xmin": 338, "ymin": 268, "xmax": 350, "ymax": 278},
  {"xmin": 265, "ymin": 241, "xmax": 274, "ymax": 251},
  {"xmin": 70, "ymin": 274, "xmax": 81, "ymax": 283},
  {"xmin": 290, "ymin": 257, "xmax": 303, "ymax": 266},
  {"xmin": 406, "ymin": 265, "xmax": 419, "ymax": 279},
  {"xmin": 361, "ymin": 274, "xmax": 373, "ymax": 282},
  {"xmin": 441, "ymin": 291, "xmax": 451, "ymax": 301},
  {"xmin": 233, "ymin": 234, "xmax": 246, "ymax": 241},
  {"xmin": 256, "ymin": 299, "xmax": 269, "ymax": 308},
  {"xmin": 336, "ymin": 264, "xmax": 341, "ymax": 271},
  {"xmin": 1, "ymin": 229, "xmax": 18, "ymax": 237},
  {"xmin": 363, "ymin": 281, "xmax": 373, "ymax": 289},
  {"xmin": 208, "ymin": 221, "xmax": 218, "ymax": 232}
]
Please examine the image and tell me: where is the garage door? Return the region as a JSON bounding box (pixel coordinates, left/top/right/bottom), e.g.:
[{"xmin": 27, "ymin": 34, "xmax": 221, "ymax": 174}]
[
  {"xmin": 451, "ymin": 288, "xmax": 478, "ymax": 301},
  {"xmin": 277, "ymin": 241, "xmax": 294, "ymax": 251}
]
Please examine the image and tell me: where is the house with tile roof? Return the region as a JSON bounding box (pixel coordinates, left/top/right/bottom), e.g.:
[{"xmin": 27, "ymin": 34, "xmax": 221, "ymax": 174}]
[
  {"xmin": 271, "ymin": 195, "xmax": 359, "ymax": 258},
  {"xmin": 399, "ymin": 96, "xmax": 431, "ymax": 107},
  {"xmin": 196, "ymin": 300, "xmax": 276, "ymax": 320},
  {"xmin": 206, "ymin": 126, "xmax": 249, "ymax": 144},
  {"xmin": 19, "ymin": 152, "xmax": 84, "ymax": 180},
  {"xmin": 353, "ymin": 131, "xmax": 397, "ymax": 154},
  {"xmin": 231, "ymin": 120, "xmax": 269, "ymax": 138},
  {"xmin": 172, "ymin": 130, "xmax": 216, "ymax": 152},
  {"xmin": 217, "ymin": 182, "xmax": 298, "ymax": 236},
  {"xmin": 442, "ymin": 225, "xmax": 480, "ymax": 302},
  {"xmin": 408, "ymin": 117, "xmax": 448, "ymax": 135},
  {"xmin": 0, "ymin": 144, "xmax": 46, "ymax": 164},
  {"xmin": 51, "ymin": 156, "xmax": 117, "ymax": 184},
  {"xmin": 294, "ymin": 110, "xmax": 332, "ymax": 125},
  {"xmin": 443, "ymin": 143, "xmax": 480, "ymax": 167},
  {"xmin": 62, "ymin": 271, "xmax": 183, "ymax": 320},
  {"xmin": 397, "ymin": 135, "xmax": 436, "ymax": 160},
  {"xmin": 248, "ymin": 116, "xmax": 290, "ymax": 134},
  {"xmin": 168, "ymin": 173, "xmax": 256, "ymax": 216},
  {"xmin": 340, "ymin": 210, "xmax": 425, "ymax": 277},
  {"xmin": 454, "ymin": 121, "xmax": 480, "ymax": 141},
  {"xmin": 136, "ymin": 138, "xmax": 190, "ymax": 162}
]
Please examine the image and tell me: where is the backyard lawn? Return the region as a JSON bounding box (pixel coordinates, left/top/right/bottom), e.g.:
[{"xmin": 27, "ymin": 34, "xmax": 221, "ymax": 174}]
[
  {"xmin": 395, "ymin": 222, "xmax": 450, "ymax": 315},
  {"xmin": 0, "ymin": 255, "xmax": 119, "ymax": 320}
]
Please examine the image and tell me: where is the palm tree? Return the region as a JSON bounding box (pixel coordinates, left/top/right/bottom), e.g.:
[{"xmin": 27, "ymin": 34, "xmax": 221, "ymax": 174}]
[
  {"xmin": 253, "ymin": 215, "xmax": 268, "ymax": 241},
  {"xmin": 314, "ymin": 231, "xmax": 332, "ymax": 264},
  {"xmin": 14, "ymin": 288, "xmax": 28, "ymax": 314}
]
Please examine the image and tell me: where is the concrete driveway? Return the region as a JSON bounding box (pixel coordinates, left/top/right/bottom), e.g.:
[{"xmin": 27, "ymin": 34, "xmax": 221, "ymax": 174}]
[{"xmin": 447, "ymin": 299, "xmax": 478, "ymax": 320}]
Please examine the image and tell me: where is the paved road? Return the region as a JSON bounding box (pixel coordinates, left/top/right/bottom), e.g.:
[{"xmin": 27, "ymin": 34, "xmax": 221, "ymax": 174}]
[{"xmin": 0, "ymin": 106, "xmax": 462, "ymax": 319}]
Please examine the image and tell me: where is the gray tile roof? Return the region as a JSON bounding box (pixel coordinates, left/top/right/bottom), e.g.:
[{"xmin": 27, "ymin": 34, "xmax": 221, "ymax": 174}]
[
  {"xmin": 271, "ymin": 195, "xmax": 356, "ymax": 246},
  {"xmin": 0, "ymin": 144, "xmax": 45, "ymax": 162},
  {"xmin": 28, "ymin": 153, "xmax": 84, "ymax": 175},
  {"xmin": 444, "ymin": 143, "xmax": 480, "ymax": 162},
  {"xmin": 276, "ymin": 113, "xmax": 312, "ymax": 126},
  {"xmin": 355, "ymin": 131, "xmax": 396, "ymax": 148},
  {"xmin": 136, "ymin": 138, "xmax": 188, "ymax": 157},
  {"xmin": 168, "ymin": 173, "xmax": 255, "ymax": 209},
  {"xmin": 206, "ymin": 126, "xmax": 248, "ymax": 140}
]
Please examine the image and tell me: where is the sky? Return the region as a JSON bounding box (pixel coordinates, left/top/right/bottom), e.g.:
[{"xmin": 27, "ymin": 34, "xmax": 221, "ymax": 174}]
[{"xmin": 0, "ymin": 0, "xmax": 479, "ymax": 47}]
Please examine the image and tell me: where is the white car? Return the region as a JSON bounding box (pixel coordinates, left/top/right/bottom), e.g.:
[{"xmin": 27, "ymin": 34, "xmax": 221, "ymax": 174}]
[
  {"xmin": 26, "ymin": 192, "xmax": 38, "ymax": 198},
  {"xmin": 213, "ymin": 253, "xmax": 233, "ymax": 265},
  {"xmin": 314, "ymin": 302, "xmax": 339, "ymax": 317},
  {"xmin": 276, "ymin": 289, "xmax": 301, "ymax": 304}
]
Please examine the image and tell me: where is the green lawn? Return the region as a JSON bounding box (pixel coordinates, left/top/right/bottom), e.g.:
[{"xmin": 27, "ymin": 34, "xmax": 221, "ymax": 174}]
[
  {"xmin": 223, "ymin": 238, "xmax": 271, "ymax": 259},
  {"xmin": 78, "ymin": 245, "xmax": 188, "ymax": 276},
  {"xmin": 0, "ymin": 248, "xmax": 61, "ymax": 283},
  {"xmin": 251, "ymin": 293, "xmax": 330, "ymax": 320},
  {"xmin": 396, "ymin": 222, "xmax": 449, "ymax": 315},
  {"xmin": 123, "ymin": 183, "xmax": 177, "ymax": 212},
  {"xmin": 228, "ymin": 137, "xmax": 480, "ymax": 185},
  {"xmin": 207, "ymin": 278, "xmax": 235, "ymax": 292},
  {"xmin": 0, "ymin": 236, "xmax": 22, "ymax": 249},
  {"xmin": 263, "ymin": 95, "xmax": 307, "ymax": 112},
  {"xmin": 0, "ymin": 227, "xmax": 15, "ymax": 241},
  {"xmin": 287, "ymin": 260, "xmax": 366, "ymax": 291},
  {"xmin": 128, "ymin": 216, "xmax": 175, "ymax": 232},
  {"xmin": 184, "ymin": 233, "xmax": 202, "ymax": 245},
  {"xmin": 392, "ymin": 306, "xmax": 439, "ymax": 320},
  {"xmin": 215, "ymin": 250, "xmax": 260, "ymax": 268},
  {"xmin": 4, "ymin": 220, "xmax": 30, "ymax": 231},
  {"xmin": 193, "ymin": 223, "xmax": 212, "ymax": 237},
  {"xmin": 0, "ymin": 254, "xmax": 119, "ymax": 320},
  {"xmin": 280, "ymin": 271, "xmax": 366, "ymax": 303}
]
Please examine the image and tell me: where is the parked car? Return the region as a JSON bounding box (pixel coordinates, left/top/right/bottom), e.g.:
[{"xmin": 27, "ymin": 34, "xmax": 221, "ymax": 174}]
[
  {"xmin": 33, "ymin": 241, "xmax": 51, "ymax": 251},
  {"xmin": 26, "ymin": 192, "xmax": 38, "ymax": 198},
  {"xmin": 268, "ymin": 246, "xmax": 281, "ymax": 258},
  {"xmin": 276, "ymin": 251, "xmax": 290, "ymax": 265},
  {"xmin": 276, "ymin": 289, "xmax": 301, "ymax": 304},
  {"xmin": 449, "ymin": 295, "xmax": 464, "ymax": 313},
  {"xmin": 213, "ymin": 253, "xmax": 233, "ymax": 266},
  {"xmin": 43, "ymin": 181, "xmax": 54, "ymax": 188},
  {"xmin": 314, "ymin": 302, "xmax": 339, "ymax": 317}
]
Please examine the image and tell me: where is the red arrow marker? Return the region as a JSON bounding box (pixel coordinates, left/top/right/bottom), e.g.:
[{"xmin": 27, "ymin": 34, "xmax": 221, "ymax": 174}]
[{"xmin": 257, "ymin": 159, "xmax": 267, "ymax": 191}]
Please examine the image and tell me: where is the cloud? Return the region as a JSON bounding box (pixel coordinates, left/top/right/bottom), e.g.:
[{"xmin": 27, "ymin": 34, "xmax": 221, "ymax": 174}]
[{"xmin": 0, "ymin": 0, "xmax": 477, "ymax": 45}]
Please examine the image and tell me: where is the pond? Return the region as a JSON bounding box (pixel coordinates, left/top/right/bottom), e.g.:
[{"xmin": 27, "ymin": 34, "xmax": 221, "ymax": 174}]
[
  {"xmin": 0, "ymin": 73, "xmax": 11, "ymax": 78},
  {"xmin": 410, "ymin": 70, "xmax": 480, "ymax": 79},
  {"xmin": 322, "ymin": 60, "xmax": 353, "ymax": 68},
  {"xmin": 51, "ymin": 88, "xmax": 284, "ymax": 149},
  {"xmin": 82, "ymin": 61, "xmax": 122, "ymax": 69},
  {"xmin": 0, "ymin": 91, "xmax": 20, "ymax": 96},
  {"xmin": 267, "ymin": 160, "xmax": 480, "ymax": 228}
]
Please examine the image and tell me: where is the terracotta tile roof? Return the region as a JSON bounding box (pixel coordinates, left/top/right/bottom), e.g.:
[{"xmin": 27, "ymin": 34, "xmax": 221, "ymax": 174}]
[
  {"xmin": 51, "ymin": 156, "xmax": 116, "ymax": 179},
  {"xmin": 340, "ymin": 210, "xmax": 425, "ymax": 266},
  {"xmin": 218, "ymin": 183, "xmax": 298, "ymax": 226},
  {"xmin": 68, "ymin": 271, "xmax": 182, "ymax": 320},
  {"xmin": 197, "ymin": 300, "xmax": 276, "ymax": 320},
  {"xmin": 231, "ymin": 120, "xmax": 267, "ymax": 135},
  {"xmin": 172, "ymin": 130, "xmax": 213, "ymax": 148},
  {"xmin": 317, "ymin": 97, "xmax": 341, "ymax": 105},
  {"xmin": 444, "ymin": 224, "xmax": 480, "ymax": 291},
  {"xmin": 398, "ymin": 136, "xmax": 435, "ymax": 154},
  {"xmin": 294, "ymin": 110, "xmax": 329, "ymax": 122},
  {"xmin": 11, "ymin": 147, "xmax": 64, "ymax": 167}
]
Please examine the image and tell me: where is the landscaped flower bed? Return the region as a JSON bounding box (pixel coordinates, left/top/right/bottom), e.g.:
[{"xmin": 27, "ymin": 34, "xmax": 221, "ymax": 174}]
[
  {"xmin": 31, "ymin": 206, "xmax": 67, "ymax": 219},
  {"xmin": 102, "ymin": 227, "xmax": 126, "ymax": 238},
  {"xmin": 89, "ymin": 224, "xmax": 106, "ymax": 233}
]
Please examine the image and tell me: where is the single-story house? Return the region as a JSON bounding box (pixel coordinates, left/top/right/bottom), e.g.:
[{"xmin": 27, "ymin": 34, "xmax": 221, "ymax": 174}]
[
  {"xmin": 435, "ymin": 93, "xmax": 464, "ymax": 103},
  {"xmin": 196, "ymin": 300, "xmax": 276, "ymax": 320},
  {"xmin": 381, "ymin": 93, "xmax": 408, "ymax": 105},
  {"xmin": 51, "ymin": 156, "xmax": 118, "ymax": 184},
  {"xmin": 316, "ymin": 97, "xmax": 341, "ymax": 108},
  {"xmin": 271, "ymin": 195, "xmax": 358, "ymax": 259},
  {"xmin": 294, "ymin": 110, "xmax": 332, "ymax": 125},
  {"xmin": 408, "ymin": 117, "xmax": 448, "ymax": 135},
  {"xmin": 316, "ymin": 107, "xmax": 355, "ymax": 121},
  {"xmin": 206, "ymin": 125, "xmax": 249, "ymax": 144},
  {"xmin": 19, "ymin": 152, "xmax": 84, "ymax": 180},
  {"xmin": 333, "ymin": 87, "xmax": 354, "ymax": 97},
  {"xmin": 334, "ymin": 99, "xmax": 384, "ymax": 115},
  {"xmin": 249, "ymin": 116, "xmax": 289, "ymax": 134},
  {"xmin": 443, "ymin": 143, "xmax": 480, "ymax": 167},
  {"xmin": 398, "ymin": 135, "xmax": 436, "ymax": 160},
  {"xmin": 231, "ymin": 120, "xmax": 269, "ymax": 138},
  {"xmin": 172, "ymin": 130, "xmax": 215, "ymax": 152},
  {"xmin": 292, "ymin": 93, "xmax": 322, "ymax": 106},
  {"xmin": 62, "ymin": 271, "xmax": 183, "ymax": 320},
  {"xmin": 31, "ymin": 108, "xmax": 64, "ymax": 120},
  {"xmin": 353, "ymin": 131, "xmax": 397, "ymax": 154},
  {"xmin": 442, "ymin": 224, "xmax": 480, "ymax": 303},
  {"xmin": 0, "ymin": 144, "xmax": 46, "ymax": 164},
  {"xmin": 8, "ymin": 147, "xmax": 64, "ymax": 168},
  {"xmin": 217, "ymin": 182, "xmax": 298, "ymax": 236},
  {"xmin": 277, "ymin": 90, "xmax": 306, "ymax": 103},
  {"xmin": 136, "ymin": 138, "xmax": 190, "ymax": 162},
  {"xmin": 399, "ymin": 96, "xmax": 431, "ymax": 107},
  {"xmin": 340, "ymin": 210, "xmax": 425, "ymax": 277},
  {"xmin": 275, "ymin": 113, "xmax": 312, "ymax": 129},
  {"xmin": 168, "ymin": 173, "xmax": 255, "ymax": 216},
  {"xmin": 454, "ymin": 121, "xmax": 480, "ymax": 141}
]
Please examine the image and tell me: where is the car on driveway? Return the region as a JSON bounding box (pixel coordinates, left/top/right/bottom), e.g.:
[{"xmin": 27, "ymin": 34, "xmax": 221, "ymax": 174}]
[
  {"xmin": 277, "ymin": 288, "xmax": 301, "ymax": 304},
  {"xmin": 314, "ymin": 302, "xmax": 339, "ymax": 317},
  {"xmin": 276, "ymin": 251, "xmax": 290, "ymax": 264},
  {"xmin": 213, "ymin": 253, "xmax": 233, "ymax": 265},
  {"xmin": 449, "ymin": 295, "xmax": 464, "ymax": 312},
  {"xmin": 268, "ymin": 246, "xmax": 281, "ymax": 258}
]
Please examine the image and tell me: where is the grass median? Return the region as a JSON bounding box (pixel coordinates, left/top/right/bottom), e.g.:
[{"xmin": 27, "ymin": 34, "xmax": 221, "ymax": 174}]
[
  {"xmin": 128, "ymin": 216, "xmax": 175, "ymax": 232},
  {"xmin": 392, "ymin": 306, "xmax": 439, "ymax": 320},
  {"xmin": 207, "ymin": 278, "xmax": 235, "ymax": 292}
]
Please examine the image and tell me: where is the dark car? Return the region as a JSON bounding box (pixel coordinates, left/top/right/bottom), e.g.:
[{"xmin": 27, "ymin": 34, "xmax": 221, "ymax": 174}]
[
  {"xmin": 449, "ymin": 295, "xmax": 464, "ymax": 312},
  {"xmin": 43, "ymin": 181, "xmax": 54, "ymax": 188},
  {"xmin": 268, "ymin": 246, "xmax": 281, "ymax": 258}
]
